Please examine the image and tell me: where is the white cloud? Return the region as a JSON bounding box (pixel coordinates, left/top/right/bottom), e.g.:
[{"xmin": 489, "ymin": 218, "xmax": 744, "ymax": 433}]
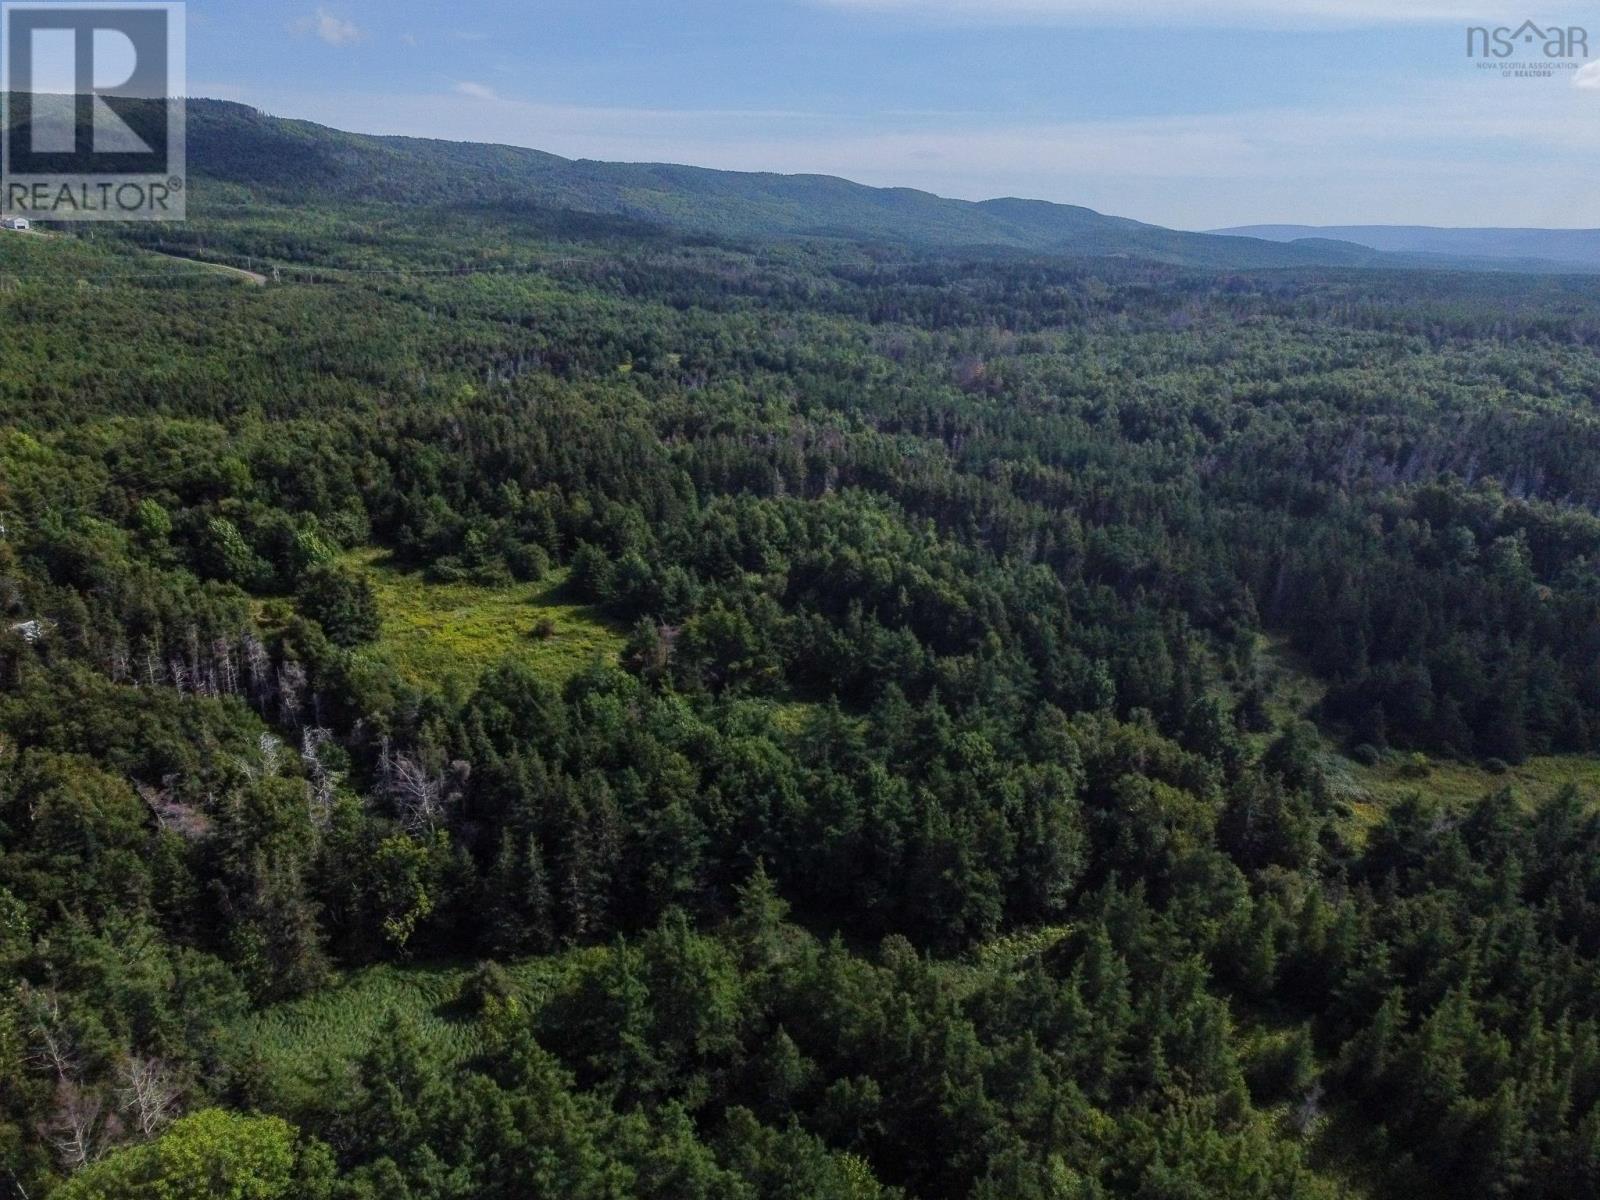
[
  {"xmin": 455, "ymin": 81, "xmax": 499, "ymax": 101},
  {"xmin": 812, "ymin": 0, "xmax": 1525, "ymax": 27},
  {"xmin": 293, "ymin": 8, "xmax": 363, "ymax": 46},
  {"xmin": 1575, "ymin": 59, "xmax": 1600, "ymax": 89}
]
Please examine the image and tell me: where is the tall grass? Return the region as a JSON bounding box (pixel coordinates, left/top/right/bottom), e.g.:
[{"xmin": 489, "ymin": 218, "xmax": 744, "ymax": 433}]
[{"xmin": 340, "ymin": 548, "xmax": 627, "ymax": 691}]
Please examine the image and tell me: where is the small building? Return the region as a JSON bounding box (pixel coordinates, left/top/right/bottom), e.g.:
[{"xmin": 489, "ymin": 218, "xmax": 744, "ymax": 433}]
[{"xmin": 1, "ymin": 217, "xmax": 29, "ymax": 231}]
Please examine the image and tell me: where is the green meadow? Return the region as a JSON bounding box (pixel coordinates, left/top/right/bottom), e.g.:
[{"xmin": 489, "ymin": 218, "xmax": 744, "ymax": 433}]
[{"xmin": 339, "ymin": 548, "xmax": 627, "ymax": 692}]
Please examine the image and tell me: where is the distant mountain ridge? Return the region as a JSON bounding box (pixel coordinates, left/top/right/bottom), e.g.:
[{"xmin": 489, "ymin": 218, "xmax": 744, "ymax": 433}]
[
  {"xmin": 181, "ymin": 100, "xmax": 1389, "ymax": 270},
  {"xmin": 1211, "ymin": 224, "xmax": 1600, "ymax": 272},
  {"xmin": 21, "ymin": 97, "xmax": 1589, "ymax": 273}
]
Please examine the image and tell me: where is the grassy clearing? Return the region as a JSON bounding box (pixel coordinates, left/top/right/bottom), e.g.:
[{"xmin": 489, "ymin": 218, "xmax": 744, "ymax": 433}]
[
  {"xmin": 230, "ymin": 963, "xmax": 475, "ymax": 1088},
  {"xmin": 340, "ymin": 548, "xmax": 627, "ymax": 692},
  {"xmin": 1344, "ymin": 752, "xmax": 1600, "ymax": 812},
  {"xmin": 1252, "ymin": 637, "xmax": 1600, "ymax": 838},
  {"xmin": 227, "ymin": 950, "xmax": 603, "ymax": 1100}
]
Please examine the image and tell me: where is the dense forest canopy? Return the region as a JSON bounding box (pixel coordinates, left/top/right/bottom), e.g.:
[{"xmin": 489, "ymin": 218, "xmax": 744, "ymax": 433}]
[{"xmin": 2, "ymin": 106, "xmax": 1600, "ymax": 1199}]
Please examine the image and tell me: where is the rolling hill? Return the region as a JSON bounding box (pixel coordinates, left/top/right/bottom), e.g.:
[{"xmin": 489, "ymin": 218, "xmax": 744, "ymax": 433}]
[
  {"xmin": 1212, "ymin": 223, "xmax": 1600, "ymax": 272},
  {"xmin": 180, "ymin": 100, "xmax": 1386, "ymax": 269}
]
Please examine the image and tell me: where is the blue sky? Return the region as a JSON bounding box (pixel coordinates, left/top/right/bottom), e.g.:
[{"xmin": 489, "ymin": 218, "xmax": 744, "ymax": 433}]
[{"xmin": 186, "ymin": 1, "xmax": 1600, "ymax": 228}]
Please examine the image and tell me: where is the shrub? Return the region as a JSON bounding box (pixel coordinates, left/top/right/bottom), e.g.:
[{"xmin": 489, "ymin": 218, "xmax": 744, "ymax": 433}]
[
  {"xmin": 1398, "ymin": 752, "xmax": 1432, "ymax": 780},
  {"xmin": 460, "ymin": 960, "xmax": 518, "ymax": 1013},
  {"xmin": 507, "ymin": 542, "xmax": 549, "ymax": 582},
  {"xmin": 1349, "ymin": 743, "xmax": 1382, "ymax": 768}
]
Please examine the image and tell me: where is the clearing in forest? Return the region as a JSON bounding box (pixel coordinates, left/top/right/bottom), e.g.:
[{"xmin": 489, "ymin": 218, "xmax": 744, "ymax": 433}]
[{"xmin": 340, "ymin": 548, "xmax": 627, "ymax": 692}]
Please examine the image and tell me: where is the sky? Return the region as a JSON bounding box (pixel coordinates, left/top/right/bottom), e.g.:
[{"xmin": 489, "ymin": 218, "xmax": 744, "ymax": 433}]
[{"xmin": 179, "ymin": 0, "xmax": 1600, "ymax": 229}]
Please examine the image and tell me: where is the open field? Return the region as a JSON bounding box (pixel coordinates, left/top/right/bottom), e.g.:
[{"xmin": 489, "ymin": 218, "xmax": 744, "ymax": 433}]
[
  {"xmin": 1333, "ymin": 751, "xmax": 1600, "ymax": 829},
  {"xmin": 340, "ymin": 548, "xmax": 627, "ymax": 692}
]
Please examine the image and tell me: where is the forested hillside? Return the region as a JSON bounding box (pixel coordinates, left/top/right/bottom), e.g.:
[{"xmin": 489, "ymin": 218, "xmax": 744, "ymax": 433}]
[
  {"xmin": 171, "ymin": 99, "xmax": 1374, "ymax": 266},
  {"xmin": 184, "ymin": 100, "xmax": 1402, "ymax": 268},
  {"xmin": 3, "ymin": 129, "xmax": 1600, "ymax": 1199}
]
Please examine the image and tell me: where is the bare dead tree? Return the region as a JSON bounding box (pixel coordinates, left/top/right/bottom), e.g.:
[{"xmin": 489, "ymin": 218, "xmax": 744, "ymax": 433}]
[
  {"xmin": 300, "ymin": 727, "xmax": 338, "ymax": 825},
  {"xmin": 213, "ymin": 637, "xmax": 239, "ymax": 696},
  {"xmin": 115, "ymin": 1056, "xmax": 180, "ymax": 1139},
  {"xmin": 389, "ymin": 753, "xmax": 446, "ymax": 834},
  {"xmin": 23, "ymin": 991, "xmax": 79, "ymax": 1084},
  {"xmin": 107, "ymin": 639, "xmax": 131, "ymax": 684},
  {"xmin": 184, "ymin": 624, "xmax": 202, "ymax": 686},
  {"xmin": 40, "ymin": 1081, "xmax": 108, "ymax": 1171},
  {"xmin": 241, "ymin": 634, "xmax": 273, "ymax": 706},
  {"xmin": 29, "ymin": 1025, "xmax": 79, "ymax": 1086},
  {"xmin": 257, "ymin": 733, "xmax": 283, "ymax": 778},
  {"xmin": 136, "ymin": 778, "xmax": 210, "ymax": 841},
  {"xmin": 276, "ymin": 660, "xmax": 307, "ymax": 727},
  {"xmin": 1292, "ymin": 1081, "xmax": 1325, "ymax": 1137}
]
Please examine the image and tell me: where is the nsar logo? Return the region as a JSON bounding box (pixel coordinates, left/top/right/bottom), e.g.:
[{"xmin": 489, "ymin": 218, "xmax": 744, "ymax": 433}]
[{"xmin": 1467, "ymin": 19, "xmax": 1587, "ymax": 59}]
